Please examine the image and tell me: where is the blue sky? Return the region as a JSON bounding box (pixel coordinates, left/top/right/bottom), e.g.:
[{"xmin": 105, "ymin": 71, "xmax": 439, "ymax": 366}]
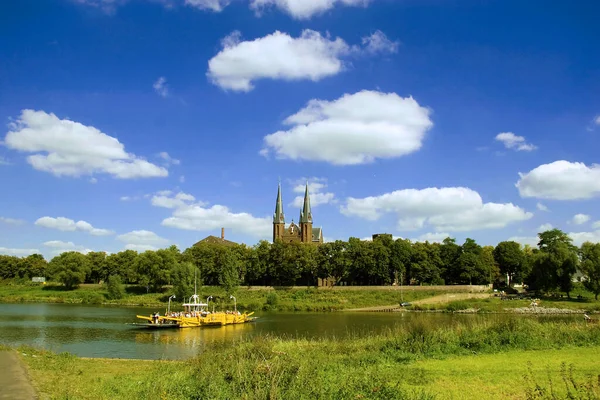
[{"xmin": 1, "ymin": 0, "xmax": 599, "ymax": 259}]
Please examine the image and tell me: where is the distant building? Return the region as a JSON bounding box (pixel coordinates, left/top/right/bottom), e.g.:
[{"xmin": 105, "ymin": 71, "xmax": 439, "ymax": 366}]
[
  {"xmin": 272, "ymin": 181, "xmax": 323, "ymax": 244},
  {"xmin": 372, "ymin": 233, "xmax": 393, "ymax": 241},
  {"xmin": 193, "ymin": 227, "xmax": 238, "ymax": 247}
]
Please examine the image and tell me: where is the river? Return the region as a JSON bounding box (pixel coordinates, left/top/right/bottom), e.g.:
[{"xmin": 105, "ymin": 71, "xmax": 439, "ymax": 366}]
[{"xmin": 0, "ymin": 303, "xmax": 579, "ymax": 360}]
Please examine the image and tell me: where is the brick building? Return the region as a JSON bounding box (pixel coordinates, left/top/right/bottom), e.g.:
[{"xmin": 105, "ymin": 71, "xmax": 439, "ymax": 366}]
[{"xmin": 272, "ymin": 181, "xmax": 323, "ymax": 244}]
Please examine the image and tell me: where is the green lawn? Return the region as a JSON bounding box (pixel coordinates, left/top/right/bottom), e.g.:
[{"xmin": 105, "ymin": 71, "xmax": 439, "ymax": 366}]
[{"xmin": 15, "ymin": 318, "xmax": 600, "ymax": 399}]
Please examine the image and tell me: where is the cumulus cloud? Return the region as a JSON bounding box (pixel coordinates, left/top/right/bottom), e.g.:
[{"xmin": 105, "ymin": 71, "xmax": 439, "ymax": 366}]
[
  {"xmin": 250, "ymin": 0, "xmax": 370, "ymax": 19},
  {"xmin": 116, "ymin": 230, "xmax": 170, "ymax": 251},
  {"xmin": 593, "ymin": 221, "xmax": 600, "ymax": 230},
  {"xmin": 568, "ymin": 230, "xmax": 600, "ymax": 246},
  {"xmin": 153, "ymin": 191, "xmax": 271, "ymax": 238},
  {"xmin": 4, "ymin": 110, "xmax": 168, "ymax": 179},
  {"xmin": 43, "ymin": 240, "xmax": 93, "ymax": 255},
  {"xmin": 412, "ymin": 232, "xmax": 452, "ymax": 243},
  {"xmin": 538, "ymin": 223, "xmax": 553, "ymax": 231},
  {"xmin": 507, "ymin": 236, "xmax": 539, "ymax": 247},
  {"xmin": 157, "ymin": 151, "xmax": 180, "ymax": 165},
  {"xmin": 0, "ymin": 217, "xmax": 25, "ymax": 226},
  {"xmin": 362, "ymin": 30, "xmax": 399, "ymax": 54},
  {"xmin": 207, "ymin": 30, "xmax": 397, "ymax": 92},
  {"xmin": 495, "ymin": 132, "xmax": 537, "ymax": 152},
  {"xmin": 536, "ymin": 202, "xmax": 549, "ymax": 212},
  {"xmin": 0, "ymin": 247, "xmax": 41, "ymax": 256},
  {"xmin": 261, "ymin": 90, "xmax": 433, "ymax": 165},
  {"xmin": 207, "ymin": 30, "xmax": 352, "ymax": 92},
  {"xmin": 516, "ymin": 160, "xmax": 600, "ymax": 200},
  {"xmin": 341, "ymin": 187, "xmax": 532, "ymax": 232},
  {"xmin": 153, "ymin": 77, "xmax": 169, "ymax": 97},
  {"xmin": 185, "ymin": 0, "xmax": 230, "ymax": 11},
  {"xmin": 571, "ymin": 214, "xmax": 591, "ymax": 225},
  {"xmin": 35, "ymin": 216, "xmax": 114, "ymax": 236},
  {"xmin": 290, "ymin": 178, "xmax": 335, "ymax": 208}
]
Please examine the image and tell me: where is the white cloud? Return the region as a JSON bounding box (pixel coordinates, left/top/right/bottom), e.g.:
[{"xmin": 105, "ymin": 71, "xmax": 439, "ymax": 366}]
[
  {"xmin": 0, "ymin": 247, "xmax": 40, "ymax": 256},
  {"xmin": 184, "ymin": 0, "xmax": 230, "ymax": 11},
  {"xmin": 362, "ymin": 30, "xmax": 399, "ymax": 54},
  {"xmin": 207, "ymin": 30, "xmax": 397, "ymax": 92},
  {"xmin": 153, "ymin": 192, "xmax": 271, "ymax": 239},
  {"xmin": 153, "ymin": 77, "xmax": 169, "ymax": 97},
  {"xmin": 508, "ymin": 236, "xmax": 539, "ymax": 247},
  {"xmin": 495, "ymin": 132, "xmax": 537, "ymax": 152},
  {"xmin": 158, "ymin": 151, "xmax": 180, "ymax": 165},
  {"xmin": 341, "ymin": 187, "xmax": 532, "ymax": 232},
  {"xmin": 261, "ymin": 90, "xmax": 433, "ymax": 165},
  {"xmin": 571, "ymin": 214, "xmax": 590, "ymax": 225},
  {"xmin": 207, "ymin": 30, "xmax": 352, "ymax": 92},
  {"xmin": 179, "ymin": 175, "xmax": 185, "ymax": 183},
  {"xmin": 151, "ymin": 190, "xmax": 197, "ymax": 209},
  {"xmin": 412, "ymin": 232, "xmax": 451, "ymax": 243},
  {"xmin": 250, "ymin": 0, "xmax": 370, "ymax": 19},
  {"xmin": 43, "ymin": 240, "xmax": 93, "ymax": 255},
  {"xmin": 568, "ymin": 231, "xmax": 600, "ymax": 246},
  {"xmin": 0, "ymin": 156, "xmax": 11, "ymax": 165},
  {"xmin": 117, "ymin": 230, "xmax": 170, "ymax": 250},
  {"xmin": 4, "ymin": 110, "xmax": 168, "ymax": 179},
  {"xmin": 536, "ymin": 202, "xmax": 549, "ymax": 212},
  {"xmin": 89, "ymin": 177, "xmax": 98, "ymax": 184},
  {"xmin": 0, "ymin": 217, "xmax": 26, "ymax": 225},
  {"xmin": 538, "ymin": 223, "xmax": 553, "ymax": 231},
  {"xmin": 593, "ymin": 221, "xmax": 600, "ymax": 230},
  {"xmin": 290, "ymin": 178, "xmax": 335, "ymax": 208},
  {"xmin": 516, "ymin": 160, "xmax": 600, "ymax": 200},
  {"xmin": 35, "ymin": 216, "xmax": 114, "ymax": 236}
]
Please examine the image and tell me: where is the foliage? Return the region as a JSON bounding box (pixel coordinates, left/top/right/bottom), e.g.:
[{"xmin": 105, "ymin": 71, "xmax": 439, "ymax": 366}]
[
  {"xmin": 49, "ymin": 251, "xmax": 91, "ymax": 290},
  {"xmin": 171, "ymin": 262, "xmax": 197, "ymax": 300},
  {"xmin": 493, "ymin": 241, "xmax": 525, "ymax": 285},
  {"xmin": 580, "ymin": 242, "xmax": 600, "ymax": 300},
  {"xmin": 106, "ymin": 275, "xmax": 125, "ymax": 300}
]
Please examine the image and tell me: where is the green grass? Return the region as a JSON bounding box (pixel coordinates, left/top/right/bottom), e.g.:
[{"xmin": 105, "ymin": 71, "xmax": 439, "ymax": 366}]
[
  {"xmin": 16, "ymin": 318, "xmax": 600, "ymax": 399},
  {"xmin": 0, "ymin": 280, "xmax": 459, "ymax": 311}
]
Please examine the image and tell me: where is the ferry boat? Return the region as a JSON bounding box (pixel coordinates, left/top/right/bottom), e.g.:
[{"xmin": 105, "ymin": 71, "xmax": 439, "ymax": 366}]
[{"xmin": 134, "ymin": 279, "xmax": 255, "ymax": 328}]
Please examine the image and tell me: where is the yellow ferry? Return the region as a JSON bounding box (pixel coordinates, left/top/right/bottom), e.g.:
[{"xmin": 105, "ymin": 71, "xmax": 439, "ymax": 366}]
[{"xmin": 134, "ymin": 292, "xmax": 255, "ymax": 329}]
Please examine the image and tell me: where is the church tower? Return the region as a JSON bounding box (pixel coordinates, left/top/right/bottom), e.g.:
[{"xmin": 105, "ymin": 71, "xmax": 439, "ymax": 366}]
[
  {"xmin": 299, "ymin": 182, "xmax": 313, "ymax": 243},
  {"xmin": 273, "ymin": 181, "xmax": 285, "ymax": 242}
]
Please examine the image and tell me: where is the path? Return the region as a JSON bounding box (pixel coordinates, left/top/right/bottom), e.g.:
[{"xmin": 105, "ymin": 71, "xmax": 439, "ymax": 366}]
[
  {"xmin": 0, "ymin": 351, "xmax": 37, "ymax": 400},
  {"xmin": 344, "ymin": 292, "xmax": 492, "ymax": 312}
]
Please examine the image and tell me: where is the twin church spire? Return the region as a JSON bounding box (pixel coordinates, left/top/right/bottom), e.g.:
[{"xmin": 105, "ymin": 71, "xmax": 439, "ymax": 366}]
[{"xmin": 273, "ymin": 180, "xmax": 312, "ymax": 225}]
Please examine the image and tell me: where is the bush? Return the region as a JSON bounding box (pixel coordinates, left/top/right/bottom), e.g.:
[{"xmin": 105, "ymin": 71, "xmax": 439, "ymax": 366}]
[
  {"xmin": 106, "ymin": 275, "xmax": 125, "ymax": 300},
  {"xmin": 265, "ymin": 292, "xmax": 279, "ymax": 308}
]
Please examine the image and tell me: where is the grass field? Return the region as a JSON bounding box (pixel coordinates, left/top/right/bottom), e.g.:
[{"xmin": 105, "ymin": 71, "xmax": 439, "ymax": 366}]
[
  {"xmin": 14, "ymin": 318, "xmax": 600, "ymax": 399},
  {"xmin": 0, "ymin": 281, "xmax": 461, "ymax": 311}
]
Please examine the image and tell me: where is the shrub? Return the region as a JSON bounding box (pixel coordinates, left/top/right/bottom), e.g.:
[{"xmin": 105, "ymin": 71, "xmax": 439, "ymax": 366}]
[{"xmin": 106, "ymin": 275, "xmax": 125, "ymax": 300}]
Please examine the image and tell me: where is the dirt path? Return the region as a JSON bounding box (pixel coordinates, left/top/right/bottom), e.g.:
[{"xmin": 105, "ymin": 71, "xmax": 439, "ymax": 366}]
[
  {"xmin": 0, "ymin": 351, "xmax": 37, "ymax": 399},
  {"xmin": 411, "ymin": 292, "xmax": 492, "ymax": 305}
]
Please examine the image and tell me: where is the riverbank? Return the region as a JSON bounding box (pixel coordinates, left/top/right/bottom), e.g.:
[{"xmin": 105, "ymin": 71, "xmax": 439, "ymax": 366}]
[
  {"xmin": 14, "ymin": 318, "xmax": 600, "ymax": 399},
  {"xmin": 0, "ymin": 281, "xmax": 477, "ymax": 311}
]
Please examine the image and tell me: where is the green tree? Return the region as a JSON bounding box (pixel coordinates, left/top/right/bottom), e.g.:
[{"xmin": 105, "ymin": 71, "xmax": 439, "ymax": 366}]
[
  {"xmin": 86, "ymin": 251, "xmax": 107, "ymax": 283},
  {"xmin": 493, "ymin": 241, "xmax": 525, "ymax": 286},
  {"xmin": 390, "ymin": 239, "xmax": 412, "ymax": 285},
  {"xmin": 134, "ymin": 250, "xmax": 170, "ymax": 292},
  {"xmin": 527, "ymin": 229, "xmax": 579, "ymax": 297},
  {"xmin": 579, "ymin": 242, "xmax": 600, "ymax": 300},
  {"xmin": 457, "ymin": 238, "xmax": 484, "ymax": 285},
  {"xmin": 106, "ymin": 275, "xmax": 125, "ymax": 300},
  {"xmin": 49, "ymin": 252, "xmax": 91, "ymax": 290},
  {"xmin": 439, "ymin": 237, "xmax": 461, "ymax": 284},
  {"xmin": 246, "ymin": 241, "xmax": 271, "ymax": 285},
  {"xmin": 171, "ymin": 261, "xmax": 197, "ymax": 300},
  {"xmin": 17, "ymin": 254, "xmax": 47, "ymax": 279},
  {"xmin": 216, "ymin": 247, "xmax": 240, "ymax": 295}
]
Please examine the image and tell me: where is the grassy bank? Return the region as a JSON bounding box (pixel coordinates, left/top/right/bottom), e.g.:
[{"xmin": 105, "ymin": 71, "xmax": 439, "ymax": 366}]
[
  {"xmin": 0, "ymin": 281, "xmax": 463, "ymax": 311},
  {"xmin": 14, "ymin": 318, "xmax": 600, "ymax": 399}
]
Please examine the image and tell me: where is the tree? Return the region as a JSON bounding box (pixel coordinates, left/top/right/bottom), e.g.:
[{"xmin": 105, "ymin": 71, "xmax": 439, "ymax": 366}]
[
  {"xmin": 134, "ymin": 250, "xmax": 170, "ymax": 292},
  {"xmin": 246, "ymin": 241, "xmax": 271, "ymax": 285},
  {"xmin": 216, "ymin": 247, "xmax": 240, "ymax": 295},
  {"xmin": 17, "ymin": 254, "xmax": 47, "ymax": 279},
  {"xmin": 49, "ymin": 252, "xmax": 91, "ymax": 290},
  {"xmin": 457, "ymin": 238, "xmax": 484, "ymax": 285},
  {"xmin": 580, "ymin": 242, "xmax": 600, "ymax": 300},
  {"xmin": 493, "ymin": 241, "xmax": 525, "ymax": 286},
  {"xmin": 86, "ymin": 252, "xmax": 107, "ymax": 283},
  {"xmin": 439, "ymin": 237, "xmax": 461, "ymax": 284},
  {"xmin": 171, "ymin": 262, "xmax": 197, "ymax": 300},
  {"xmin": 106, "ymin": 275, "xmax": 125, "ymax": 300},
  {"xmin": 527, "ymin": 229, "xmax": 579, "ymax": 297}
]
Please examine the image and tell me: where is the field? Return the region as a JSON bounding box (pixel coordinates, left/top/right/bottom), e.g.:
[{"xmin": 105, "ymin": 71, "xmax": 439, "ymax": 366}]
[{"xmin": 13, "ymin": 318, "xmax": 600, "ymax": 399}]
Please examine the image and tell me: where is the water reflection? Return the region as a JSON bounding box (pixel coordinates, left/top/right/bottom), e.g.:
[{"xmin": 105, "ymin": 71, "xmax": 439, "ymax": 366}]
[{"xmin": 0, "ymin": 303, "xmax": 582, "ymax": 360}]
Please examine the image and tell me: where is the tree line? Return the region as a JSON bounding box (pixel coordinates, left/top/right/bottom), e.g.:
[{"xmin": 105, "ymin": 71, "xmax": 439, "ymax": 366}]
[{"xmin": 1, "ymin": 229, "xmax": 599, "ymax": 299}]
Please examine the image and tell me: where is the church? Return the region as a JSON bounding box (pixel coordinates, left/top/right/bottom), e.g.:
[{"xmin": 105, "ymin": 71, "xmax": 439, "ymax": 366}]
[{"xmin": 273, "ymin": 181, "xmax": 323, "ymax": 244}]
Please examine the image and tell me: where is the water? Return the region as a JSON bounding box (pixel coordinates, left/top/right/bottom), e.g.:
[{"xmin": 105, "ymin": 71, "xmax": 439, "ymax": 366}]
[{"xmin": 0, "ymin": 303, "xmax": 579, "ymax": 360}]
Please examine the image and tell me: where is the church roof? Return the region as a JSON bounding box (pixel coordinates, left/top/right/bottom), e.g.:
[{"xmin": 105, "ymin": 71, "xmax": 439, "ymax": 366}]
[
  {"xmin": 193, "ymin": 235, "xmax": 238, "ymax": 247},
  {"xmin": 312, "ymin": 227, "xmax": 322, "ymax": 242}
]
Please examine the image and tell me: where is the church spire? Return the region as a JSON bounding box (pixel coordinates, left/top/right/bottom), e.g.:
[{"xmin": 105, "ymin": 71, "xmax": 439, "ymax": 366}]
[
  {"xmin": 273, "ymin": 180, "xmax": 285, "ymax": 224},
  {"xmin": 300, "ymin": 181, "xmax": 312, "ymax": 223}
]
